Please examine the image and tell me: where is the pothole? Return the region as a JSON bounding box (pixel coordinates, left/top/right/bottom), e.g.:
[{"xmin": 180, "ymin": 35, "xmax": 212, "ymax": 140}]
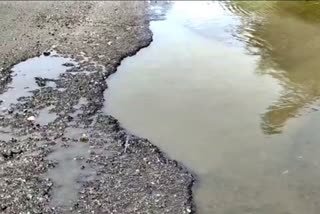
[
  {"xmin": 0, "ymin": 51, "xmax": 77, "ymax": 109},
  {"xmin": 46, "ymin": 141, "xmax": 93, "ymax": 208}
]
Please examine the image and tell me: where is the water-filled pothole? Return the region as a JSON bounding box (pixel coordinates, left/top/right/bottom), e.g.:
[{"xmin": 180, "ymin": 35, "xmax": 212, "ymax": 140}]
[
  {"xmin": 0, "ymin": 51, "xmax": 102, "ymax": 209},
  {"xmin": 0, "ymin": 51, "xmax": 77, "ymax": 109},
  {"xmin": 105, "ymin": 1, "xmax": 320, "ymax": 213},
  {"xmin": 46, "ymin": 140, "xmax": 93, "ymax": 208}
]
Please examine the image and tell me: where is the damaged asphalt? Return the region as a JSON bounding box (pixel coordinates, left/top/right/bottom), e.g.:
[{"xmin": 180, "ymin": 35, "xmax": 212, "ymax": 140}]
[{"xmin": 0, "ymin": 1, "xmax": 195, "ymax": 214}]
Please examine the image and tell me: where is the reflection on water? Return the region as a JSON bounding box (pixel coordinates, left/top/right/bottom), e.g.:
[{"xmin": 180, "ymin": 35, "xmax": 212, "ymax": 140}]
[
  {"xmin": 226, "ymin": 1, "xmax": 320, "ymax": 134},
  {"xmin": 105, "ymin": 1, "xmax": 320, "ymax": 213},
  {"xmin": 0, "ymin": 52, "xmax": 76, "ymax": 109}
]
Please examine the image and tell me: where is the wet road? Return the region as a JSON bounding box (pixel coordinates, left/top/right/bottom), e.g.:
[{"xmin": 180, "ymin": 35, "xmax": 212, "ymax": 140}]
[
  {"xmin": 0, "ymin": 2, "xmax": 194, "ymax": 213},
  {"xmin": 105, "ymin": 1, "xmax": 320, "ymax": 213}
]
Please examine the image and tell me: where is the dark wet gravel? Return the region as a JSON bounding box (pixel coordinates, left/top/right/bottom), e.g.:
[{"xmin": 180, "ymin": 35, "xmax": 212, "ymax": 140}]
[{"xmin": 0, "ymin": 1, "xmax": 195, "ymax": 214}]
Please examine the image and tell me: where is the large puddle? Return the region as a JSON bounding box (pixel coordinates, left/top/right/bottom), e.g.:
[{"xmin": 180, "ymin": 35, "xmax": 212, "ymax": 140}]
[{"xmin": 104, "ymin": 1, "xmax": 320, "ymax": 213}]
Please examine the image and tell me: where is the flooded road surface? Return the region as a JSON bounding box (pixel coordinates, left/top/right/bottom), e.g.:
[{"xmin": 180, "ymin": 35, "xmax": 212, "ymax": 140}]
[{"xmin": 105, "ymin": 1, "xmax": 320, "ymax": 213}]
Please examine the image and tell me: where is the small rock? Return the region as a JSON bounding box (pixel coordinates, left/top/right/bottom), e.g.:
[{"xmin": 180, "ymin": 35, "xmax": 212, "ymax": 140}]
[
  {"xmin": 62, "ymin": 62, "xmax": 75, "ymax": 67},
  {"xmin": 35, "ymin": 77, "xmax": 46, "ymax": 87},
  {"xmin": 282, "ymin": 170, "xmax": 289, "ymax": 175},
  {"xmin": 0, "ymin": 154, "xmax": 5, "ymax": 162},
  {"xmin": 8, "ymin": 108, "xmax": 14, "ymax": 114},
  {"xmin": 27, "ymin": 116, "xmax": 36, "ymax": 121},
  {"xmin": 67, "ymin": 115, "xmax": 73, "ymax": 122},
  {"xmin": 10, "ymin": 138, "xmax": 17, "ymax": 143},
  {"xmin": 27, "ymin": 194, "xmax": 33, "ymax": 200},
  {"xmin": 80, "ymin": 134, "xmax": 89, "ymax": 142},
  {"xmin": 43, "ymin": 51, "xmax": 51, "ymax": 56}
]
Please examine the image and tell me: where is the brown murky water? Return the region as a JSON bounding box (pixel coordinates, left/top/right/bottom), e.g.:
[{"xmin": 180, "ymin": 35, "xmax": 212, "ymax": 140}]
[{"xmin": 105, "ymin": 1, "xmax": 320, "ymax": 213}]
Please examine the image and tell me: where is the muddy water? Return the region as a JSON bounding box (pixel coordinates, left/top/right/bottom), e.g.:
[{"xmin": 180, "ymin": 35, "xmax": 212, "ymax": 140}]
[{"xmin": 105, "ymin": 1, "xmax": 320, "ymax": 213}]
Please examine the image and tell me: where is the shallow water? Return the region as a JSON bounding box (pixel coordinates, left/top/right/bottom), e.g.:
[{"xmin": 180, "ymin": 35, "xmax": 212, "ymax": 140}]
[
  {"xmin": 47, "ymin": 141, "xmax": 92, "ymax": 208},
  {"xmin": 37, "ymin": 106, "xmax": 57, "ymax": 126},
  {"xmin": 105, "ymin": 1, "xmax": 320, "ymax": 213},
  {"xmin": 0, "ymin": 51, "xmax": 76, "ymax": 109}
]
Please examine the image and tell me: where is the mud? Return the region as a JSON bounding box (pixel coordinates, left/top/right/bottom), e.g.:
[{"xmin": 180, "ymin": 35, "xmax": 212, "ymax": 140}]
[{"xmin": 0, "ymin": 1, "xmax": 194, "ymax": 214}]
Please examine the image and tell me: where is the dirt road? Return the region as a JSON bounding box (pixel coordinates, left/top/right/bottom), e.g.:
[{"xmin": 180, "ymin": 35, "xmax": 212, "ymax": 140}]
[{"xmin": 0, "ymin": 1, "xmax": 194, "ymax": 213}]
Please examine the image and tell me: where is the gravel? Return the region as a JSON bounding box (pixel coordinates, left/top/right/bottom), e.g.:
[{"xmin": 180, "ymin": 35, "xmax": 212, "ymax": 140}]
[{"xmin": 0, "ymin": 1, "xmax": 195, "ymax": 213}]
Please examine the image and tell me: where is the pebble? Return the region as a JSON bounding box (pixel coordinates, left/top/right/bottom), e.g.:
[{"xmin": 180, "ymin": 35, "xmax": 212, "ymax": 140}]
[
  {"xmin": 80, "ymin": 133, "xmax": 89, "ymax": 142},
  {"xmin": 282, "ymin": 170, "xmax": 289, "ymax": 175},
  {"xmin": 8, "ymin": 108, "xmax": 14, "ymax": 114},
  {"xmin": 27, "ymin": 116, "xmax": 36, "ymax": 121},
  {"xmin": 43, "ymin": 51, "xmax": 51, "ymax": 56}
]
